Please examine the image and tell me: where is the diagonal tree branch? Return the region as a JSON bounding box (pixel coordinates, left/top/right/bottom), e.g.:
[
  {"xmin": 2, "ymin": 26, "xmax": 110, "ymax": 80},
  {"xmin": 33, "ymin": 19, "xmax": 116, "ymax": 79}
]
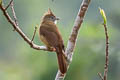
[
  {"xmin": 10, "ymin": 0, "xmax": 19, "ymax": 27},
  {"xmin": 98, "ymin": 72, "xmax": 104, "ymax": 80},
  {"xmin": 0, "ymin": 2, "xmax": 50, "ymax": 51},
  {"xmin": 55, "ymin": 0, "xmax": 91, "ymax": 80},
  {"xmin": 5, "ymin": 0, "xmax": 13, "ymax": 10}
]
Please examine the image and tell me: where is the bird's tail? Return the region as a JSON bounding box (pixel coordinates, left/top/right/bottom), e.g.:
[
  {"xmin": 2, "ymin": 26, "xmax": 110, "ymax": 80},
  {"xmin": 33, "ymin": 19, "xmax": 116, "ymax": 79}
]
[{"xmin": 56, "ymin": 47, "xmax": 67, "ymax": 74}]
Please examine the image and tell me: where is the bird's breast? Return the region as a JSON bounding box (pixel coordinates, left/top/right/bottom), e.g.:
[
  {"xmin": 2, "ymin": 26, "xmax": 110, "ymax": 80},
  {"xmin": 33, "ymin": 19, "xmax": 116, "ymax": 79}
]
[{"xmin": 39, "ymin": 34, "xmax": 51, "ymax": 48}]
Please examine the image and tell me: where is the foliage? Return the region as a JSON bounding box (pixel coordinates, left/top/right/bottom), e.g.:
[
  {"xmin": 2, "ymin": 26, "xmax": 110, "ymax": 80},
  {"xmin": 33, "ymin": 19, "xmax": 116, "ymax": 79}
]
[{"xmin": 99, "ymin": 7, "xmax": 107, "ymax": 24}]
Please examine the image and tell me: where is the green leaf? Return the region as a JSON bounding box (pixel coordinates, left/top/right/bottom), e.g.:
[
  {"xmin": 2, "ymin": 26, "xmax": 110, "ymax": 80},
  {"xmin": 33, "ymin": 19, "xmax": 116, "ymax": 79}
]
[
  {"xmin": 0, "ymin": 0, "xmax": 2, "ymax": 5},
  {"xmin": 99, "ymin": 7, "xmax": 107, "ymax": 24}
]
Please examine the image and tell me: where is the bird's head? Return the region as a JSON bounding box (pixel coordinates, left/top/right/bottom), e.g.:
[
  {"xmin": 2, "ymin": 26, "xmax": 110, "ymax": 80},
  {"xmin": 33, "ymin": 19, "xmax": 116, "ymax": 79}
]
[{"xmin": 42, "ymin": 8, "xmax": 59, "ymax": 24}]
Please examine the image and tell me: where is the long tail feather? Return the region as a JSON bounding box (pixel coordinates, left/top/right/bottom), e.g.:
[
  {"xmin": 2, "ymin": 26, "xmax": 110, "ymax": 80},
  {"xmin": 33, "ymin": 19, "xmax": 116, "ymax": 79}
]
[{"xmin": 56, "ymin": 48, "xmax": 67, "ymax": 74}]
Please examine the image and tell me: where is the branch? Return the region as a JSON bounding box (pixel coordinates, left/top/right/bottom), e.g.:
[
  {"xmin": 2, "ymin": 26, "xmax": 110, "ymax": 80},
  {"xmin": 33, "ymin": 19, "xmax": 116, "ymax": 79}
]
[
  {"xmin": 31, "ymin": 26, "xmax": 37, "ymax": 42},
  {"xmin": 98, "ymin": 72, "xmax": 104, "ymax": 80},
  {"xmin": 55, "ymin": 0, "xmax": 91, "ymax": 80},
  {"xmin": 98, "ymin": 24, "xmax": 109, "ymax": 80},
  {"xmin": 0, "ymin": 2, "xmax": 50, "ymax": 51},
  {"xmin": 10, "ymin": 0, "xmax": 19, "ymax": 28},
  {"xmin": 98, "ymin": 8, "xmax": 109, "ymax": 80},
  {"xmin": 5, "ymin": 0, "xmax": 13, "ymax": 10},
  {"xmin": 103, "ymin": 24, "xmax": 109, "ymax": 80}
]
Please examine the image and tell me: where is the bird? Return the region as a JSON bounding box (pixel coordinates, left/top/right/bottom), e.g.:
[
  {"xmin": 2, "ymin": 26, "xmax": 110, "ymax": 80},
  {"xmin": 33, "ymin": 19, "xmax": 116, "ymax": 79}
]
[{"xmin": 39, "ymin": 8, "xmax": 67, "ymax": 74}]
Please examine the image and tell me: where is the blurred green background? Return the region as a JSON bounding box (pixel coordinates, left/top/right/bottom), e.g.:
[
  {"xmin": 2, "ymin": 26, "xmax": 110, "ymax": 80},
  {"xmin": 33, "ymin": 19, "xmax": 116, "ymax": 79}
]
[{"xmin": 0, "ymin": 0, "xmax": 120, "ymax": 80}]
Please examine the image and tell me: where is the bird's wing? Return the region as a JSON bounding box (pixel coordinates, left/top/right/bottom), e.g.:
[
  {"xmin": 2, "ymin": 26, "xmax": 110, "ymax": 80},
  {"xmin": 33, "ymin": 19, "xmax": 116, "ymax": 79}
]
[{"xmin": 40, "ymin": 26, "xmax": 60, "ymax": 47}]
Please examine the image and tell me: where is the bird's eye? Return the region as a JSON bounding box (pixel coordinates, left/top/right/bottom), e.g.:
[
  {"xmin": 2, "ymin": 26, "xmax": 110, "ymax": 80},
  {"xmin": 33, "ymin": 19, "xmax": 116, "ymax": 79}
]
[{"xmin": 51, "ymin": 16, "xmax": 54, "ymax": 19}]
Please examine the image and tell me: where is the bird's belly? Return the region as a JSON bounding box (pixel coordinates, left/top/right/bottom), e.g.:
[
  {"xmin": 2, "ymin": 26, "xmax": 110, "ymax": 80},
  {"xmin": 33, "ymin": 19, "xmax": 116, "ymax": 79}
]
[{"xmin": 40, "ymin": 35, "xmax": 51, "ymax": 47}]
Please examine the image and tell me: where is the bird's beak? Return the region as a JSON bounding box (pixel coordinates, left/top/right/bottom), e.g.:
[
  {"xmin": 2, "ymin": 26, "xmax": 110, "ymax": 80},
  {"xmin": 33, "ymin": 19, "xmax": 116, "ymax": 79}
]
[{"xmin": 56, "ymin": 17, "xmax": 60, "ymax": 20}]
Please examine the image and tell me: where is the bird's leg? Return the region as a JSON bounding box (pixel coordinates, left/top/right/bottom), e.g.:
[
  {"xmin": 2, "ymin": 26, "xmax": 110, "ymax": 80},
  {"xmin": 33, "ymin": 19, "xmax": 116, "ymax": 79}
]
[{"xmin": 47, "ymin": 47, "xmax": 56, "ymax": 52}]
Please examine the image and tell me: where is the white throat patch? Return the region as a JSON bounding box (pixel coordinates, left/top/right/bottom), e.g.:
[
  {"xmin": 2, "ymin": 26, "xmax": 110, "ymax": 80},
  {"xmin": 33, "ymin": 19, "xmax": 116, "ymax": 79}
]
[{"xmin": 54, "ymin": 20, "xmax": 57, "ymax": 24}]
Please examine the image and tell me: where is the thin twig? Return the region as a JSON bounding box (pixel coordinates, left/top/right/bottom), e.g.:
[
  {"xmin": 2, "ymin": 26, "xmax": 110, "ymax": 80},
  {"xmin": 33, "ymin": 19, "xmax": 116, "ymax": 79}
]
[
  {"xmin": 55, "ymin": 0, "xmax": 91, "ymax": 80},
  {"xmin": 98, "ymin": 24, "xmax": 109, "ymax": 80},
  {"xmin": 103, "ymin": 24, "xmax": 109, "ymax": 80},
  {"xmin": 98, "ymin": 8, "xmax": 109, "ymax": 80},
  {"xmin": 10, "ymin": 1, "xmax": 19, "ymax": 28},
  {"xmin": 98, "ymin": 72, "xmax": 104, "ymax": 80},
  {"xmin": 31, "ymin": 26, "xmax": 37, "ymax": 42},
  {"xmin": 0, "ymin": 3, "xmax": 50, "ymax": 51},
  {"xmin": 5, "ymin": 0, "xmax": 13, "ymax": 10}
]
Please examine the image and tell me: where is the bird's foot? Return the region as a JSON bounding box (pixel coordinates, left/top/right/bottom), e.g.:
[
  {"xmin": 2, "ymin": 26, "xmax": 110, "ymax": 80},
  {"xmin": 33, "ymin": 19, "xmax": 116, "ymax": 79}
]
[{"xmin": 48, "ymin": 47, "xmax": 56, "ymax": 52}]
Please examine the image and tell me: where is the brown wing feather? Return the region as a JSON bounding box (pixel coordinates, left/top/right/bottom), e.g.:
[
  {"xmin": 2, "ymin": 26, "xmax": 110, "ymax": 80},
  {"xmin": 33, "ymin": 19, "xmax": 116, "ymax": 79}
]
[{"xmin": 40, "ymin": 26, "xmax": 59, "ymax": 47}]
